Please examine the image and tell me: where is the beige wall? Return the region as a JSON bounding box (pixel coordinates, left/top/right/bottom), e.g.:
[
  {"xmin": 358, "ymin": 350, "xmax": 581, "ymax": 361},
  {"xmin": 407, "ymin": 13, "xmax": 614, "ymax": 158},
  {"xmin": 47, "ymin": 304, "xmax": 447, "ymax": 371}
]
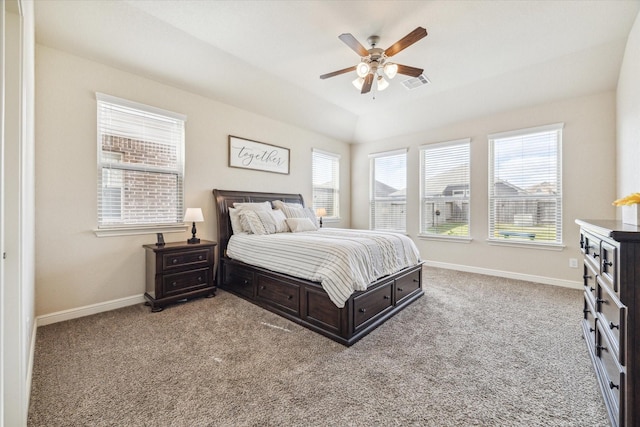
[
  {"xmin": 351, "ymin": 91, "xmax": 617, "ymax": 285},
  {"xmin": 35, "ymin": 45, "xmax": 351, "ymax": 316},
  {"xmin": 617, "ymin": 10, "xmax": 640, "ymax": 199}
]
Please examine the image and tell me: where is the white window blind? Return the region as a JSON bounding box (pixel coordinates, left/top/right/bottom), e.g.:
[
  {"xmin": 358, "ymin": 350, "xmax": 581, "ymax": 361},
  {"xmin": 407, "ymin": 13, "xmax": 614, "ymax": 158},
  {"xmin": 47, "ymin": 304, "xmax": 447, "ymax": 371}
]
[
  {"xmin": 420, "ymin": 139, "xmax": 470, "ymax": 237},
  {"xmin": 96, "ymin": 93, "xmax": 186, "ymax": 228},
  {"xmin": 489, "ymin": 123, "xmax": 563, "ymax": 244},
  {"xmin": 370, "ymin": 149, "xmax": 407, "ymax": 232},
  {"xmin": 312, "ymin": 149, "xmax": 340, "ymax": 219}
]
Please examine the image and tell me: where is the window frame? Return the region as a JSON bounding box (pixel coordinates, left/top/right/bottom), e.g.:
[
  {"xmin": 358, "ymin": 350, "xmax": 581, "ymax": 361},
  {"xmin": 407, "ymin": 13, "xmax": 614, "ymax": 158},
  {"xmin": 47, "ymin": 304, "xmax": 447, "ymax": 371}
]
[
  {"xmin": 419, "ymin": 138, "xmax": 471, "ymax": 241},
  {"xmin": 94, "ymin": 93, "xmax": 188, "ymax": 237},
  {"xmin": 369, "ymin": 148, "xmax": 408, "ymax": 233},
  {"xmin": 311, "ymin": 148, "xmax": 340, "ymax": 222},
  {"xmin": 488, "ymin": 122, "xmax": 564, "ymax": 248}
]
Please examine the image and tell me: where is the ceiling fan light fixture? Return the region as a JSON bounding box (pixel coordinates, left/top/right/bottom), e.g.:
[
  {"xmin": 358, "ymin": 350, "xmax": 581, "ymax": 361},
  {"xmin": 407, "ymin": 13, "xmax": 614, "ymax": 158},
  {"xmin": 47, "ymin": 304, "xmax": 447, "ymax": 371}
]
[
  {"xmin": 352, "ymin": 77, "xmax": 365, "ymax": 90},
  {"xmin": 384, "ymin": 62, "xmax": 398, "ymax": 79},
  {"xmin": 377, "ymin": 76, "xmax": 389, "ymax": 91},
  {"xmin": 356, "ymin": 61, "xmax": 370, "ymax": 78}
]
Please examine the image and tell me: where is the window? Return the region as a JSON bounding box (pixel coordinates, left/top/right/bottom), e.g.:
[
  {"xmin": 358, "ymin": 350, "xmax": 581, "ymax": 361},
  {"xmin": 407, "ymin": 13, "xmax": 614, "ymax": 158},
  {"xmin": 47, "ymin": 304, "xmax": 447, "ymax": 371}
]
[
  {"xmin": 488, "ymin": 123, "xmax": 563, "ymax": 245},
  {"xmin": 312, "ymin": 149, "xmax": 340, "ymax": 219},
  {"xmin": 96, "ymin": 93, "xmax": 186, "ymax": 231},
  {"xmin": 370, "ymin": 149, "xmax": 407, "ymax": 232},
  {"xmin": 420, "ymin": 139, "xmax": 470, "ymax": 238}
]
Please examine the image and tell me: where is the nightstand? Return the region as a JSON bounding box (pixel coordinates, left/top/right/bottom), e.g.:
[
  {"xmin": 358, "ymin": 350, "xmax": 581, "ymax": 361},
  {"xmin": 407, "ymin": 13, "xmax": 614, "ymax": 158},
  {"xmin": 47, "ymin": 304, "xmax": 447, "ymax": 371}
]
[{"xmin": 143, "ymin": 240, "xmax": 216, "ymax": 312}]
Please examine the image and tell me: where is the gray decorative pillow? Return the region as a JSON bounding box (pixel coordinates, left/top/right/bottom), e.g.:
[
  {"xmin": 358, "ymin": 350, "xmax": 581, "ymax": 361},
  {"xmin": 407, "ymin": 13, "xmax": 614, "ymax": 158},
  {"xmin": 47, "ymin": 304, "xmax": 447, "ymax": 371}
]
[
  {"xmin": 238, "ymin": 209, "xmax": 268, "ymax": 235},
  {"xmin": 286, "ymin": 217, "xmax": 318, "ymax": 232}
]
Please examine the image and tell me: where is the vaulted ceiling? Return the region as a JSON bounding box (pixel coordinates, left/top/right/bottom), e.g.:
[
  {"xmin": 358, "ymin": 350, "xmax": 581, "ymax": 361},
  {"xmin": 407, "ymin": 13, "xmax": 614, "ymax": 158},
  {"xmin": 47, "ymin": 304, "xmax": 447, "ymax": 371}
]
[{"xmin": 34, "ymin": 0, "xmax": 640, "ymax": 143}]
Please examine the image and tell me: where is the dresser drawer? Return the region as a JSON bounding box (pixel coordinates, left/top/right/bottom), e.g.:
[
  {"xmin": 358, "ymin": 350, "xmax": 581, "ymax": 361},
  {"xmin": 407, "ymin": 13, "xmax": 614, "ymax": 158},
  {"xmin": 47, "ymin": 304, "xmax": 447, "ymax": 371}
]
[
  {"xmin": 597, "ymin": 278, "xmax": 627, "ymax": 365},
  {"xmin": 162, "ymin": 268, "xmax": 210, "ymax": 296},
  {"xmin": 256, "ymin": 275, "xmax": 300, "ymax": 315},
  {"xmin": 223, "ymin": 262, "xmax": 254, "ymax": 298},
  {"xmin": 162, "ymin": 248, "xmax": 211, "ymax": 271},
  {"xmin": 582, "ymin": 231, "xmax": 601, "ymax": 272},
  {"xmin": 354, "ymin": 281, "xmax": 393, "ymax": 328},
  {"xmin": 600, "ymin": 241, "xmax": 618, "ymax": 294},
  {"xmin": 583, "ymin": 294, "xmax": 597, "ymax": 345},
  {"xmin": 395, "ymin": 269, "xmax": 421, "ymax": 304},
  {"xmin": 596, "ymin": 322, "xmax": 625, "ymax": 426},
  {"xmin": 583, "ymin": 262, "xmax": 597, "ymax": 306}
]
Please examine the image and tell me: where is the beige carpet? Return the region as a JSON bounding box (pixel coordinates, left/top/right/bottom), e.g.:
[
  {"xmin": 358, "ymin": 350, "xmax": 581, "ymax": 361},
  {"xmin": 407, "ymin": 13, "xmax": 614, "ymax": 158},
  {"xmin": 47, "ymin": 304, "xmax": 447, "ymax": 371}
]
[{"xmin": 28, "ymin": 267, "xmax": 609, "ymax": 426}]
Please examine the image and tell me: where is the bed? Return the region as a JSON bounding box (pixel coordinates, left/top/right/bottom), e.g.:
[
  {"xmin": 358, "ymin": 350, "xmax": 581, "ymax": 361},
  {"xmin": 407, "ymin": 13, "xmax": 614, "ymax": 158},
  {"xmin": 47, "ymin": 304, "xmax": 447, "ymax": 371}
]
[{"xmin": 213, "ymin": 189, "xmax": 424, "ymax": 346}]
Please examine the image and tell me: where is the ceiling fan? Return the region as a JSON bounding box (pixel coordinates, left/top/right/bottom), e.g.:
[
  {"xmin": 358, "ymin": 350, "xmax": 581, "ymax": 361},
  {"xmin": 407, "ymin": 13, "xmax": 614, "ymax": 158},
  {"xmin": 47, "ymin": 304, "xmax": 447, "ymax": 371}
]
[{"xmin": 320, "ymin": 27, "xmax": 428, "ymax": 94}]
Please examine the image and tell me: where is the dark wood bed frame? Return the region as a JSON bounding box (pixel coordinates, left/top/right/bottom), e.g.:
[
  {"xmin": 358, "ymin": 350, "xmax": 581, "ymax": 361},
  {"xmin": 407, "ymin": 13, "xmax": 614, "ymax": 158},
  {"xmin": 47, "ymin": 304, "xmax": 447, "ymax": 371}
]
[{"xmin": 213, "ymin": 189, "xmax": 424, "ymax": 346}]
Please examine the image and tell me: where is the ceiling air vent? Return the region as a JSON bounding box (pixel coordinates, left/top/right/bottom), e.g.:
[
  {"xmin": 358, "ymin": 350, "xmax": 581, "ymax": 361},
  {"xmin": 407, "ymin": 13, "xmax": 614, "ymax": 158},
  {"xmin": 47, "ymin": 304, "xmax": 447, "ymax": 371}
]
[{"xmin": 402, "ymin": 74, "xmax": 431, "ymax": 90}]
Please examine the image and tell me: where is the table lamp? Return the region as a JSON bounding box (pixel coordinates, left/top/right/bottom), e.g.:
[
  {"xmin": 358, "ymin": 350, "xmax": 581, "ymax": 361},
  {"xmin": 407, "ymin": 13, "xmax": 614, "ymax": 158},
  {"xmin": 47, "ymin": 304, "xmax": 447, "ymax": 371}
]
[{"xmin": 184, "ymin": 208, "xmax": 204, "ymax": 244}]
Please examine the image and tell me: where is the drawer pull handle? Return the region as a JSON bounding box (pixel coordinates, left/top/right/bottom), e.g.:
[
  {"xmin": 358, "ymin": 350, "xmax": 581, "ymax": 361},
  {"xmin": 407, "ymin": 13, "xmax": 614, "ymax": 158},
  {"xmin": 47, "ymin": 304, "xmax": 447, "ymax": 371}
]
[
  {"xmin": 597, "ymin": 298, "xmax": 607, "ymax": 305},
  {"xmin": 397, "ymin": 287, "xmax": 404, "ymax": 292},
  {"xmin": 243, "ymin": 280, "xmax": 249, "ymax": 285},
  {"xmin": 583, "ymin": 308, "xmax": 589, "ymax": 314},
  {"xmin": 589, "ymin": 287, "xmax": 595, "ymax": 292},
  {"xmin": 589, "ymin": 327, "xmax": 595, "ymax": 333},
  {"xmin": 583, "ymin": 275, "xmax": 592, "ymax": 280},
  {"xmin": 172, "ymin": 259, "xmax": 178, "ymax": 264},
  {"xmin": 171, "ymin": 281, "xmax": 177, "ymax": 287},
  {"xmin": 413, "ymin": 279, "xmax": 419, "ymax": 283},
  {"xmin": 198, "ymin": 276, "xmax": 202, "ymax": 282},
  {"xmin": 592, "ymin": 253, "xmax": 599, "ymax": 259},
  {"xmin": 609, "ymin": 322, "xmax": 620, "ymax": 330},
  {"xmin": 597, "ymin": 345, "xmax": 608, "ymax": 352},
  {"xmin": 609, "ymin": 381, "xmax": 619, "ymax": 390},
  {"xmin": 383, "ymin": 295, "xmax": 390, "ymax": 300},
  {"xmin": 359, "ymin": 308, "xmax": 366, "ymax": 313},
  {"xmin": 603, "ymin": 260, "xmax": 613, "ymax": 267},
  {"xmin": 288, "ymin": 295, "xmax": 293, "ymax": 300},
  {"xmin": 260, "ymin": 286, "xmax": 266, "ymax": 290},
  {"xmin": 198, "ymin": 255, "xmax": 203, "ymax": 260}
]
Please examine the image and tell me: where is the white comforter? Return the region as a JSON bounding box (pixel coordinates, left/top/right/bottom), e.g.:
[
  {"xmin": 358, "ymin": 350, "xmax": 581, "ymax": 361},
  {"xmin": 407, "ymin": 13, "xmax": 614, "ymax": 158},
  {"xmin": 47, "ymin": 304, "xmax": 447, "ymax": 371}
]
[{"xmin": 226, "ymin": 228, "xmax": 421, "ymax": 308}]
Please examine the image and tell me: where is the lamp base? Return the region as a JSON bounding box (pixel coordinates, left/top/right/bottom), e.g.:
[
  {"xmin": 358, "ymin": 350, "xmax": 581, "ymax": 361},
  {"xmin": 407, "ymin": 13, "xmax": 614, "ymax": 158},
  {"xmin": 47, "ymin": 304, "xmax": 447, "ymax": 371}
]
[{"xmin": 187, "ymin": 237, "xmax": 200, "ymax": 244}]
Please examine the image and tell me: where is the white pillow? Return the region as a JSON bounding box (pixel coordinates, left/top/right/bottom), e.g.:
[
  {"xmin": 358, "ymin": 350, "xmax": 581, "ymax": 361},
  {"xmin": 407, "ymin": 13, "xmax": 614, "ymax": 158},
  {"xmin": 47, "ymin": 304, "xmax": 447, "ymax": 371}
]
[
  {"xmin": 286, "ymin": 217, "xmax": 318, "ymax": 232},
  {"xmin": 233, "ymin": 201, "xmax": 271, "ymax": 211},
  {"xmin": 228, "ymin": 207, "xmax": 245, "ymax": 235},
  {"xmin": 280, "ymin": 205, "xmax": 319, "ymax": 228},
  {"xmin": 272, "ymin": 200, "xmax": 303, "ymax": 211},
  {"xmin": 269, "ymin": 209, "xmax": 289, "ymax": 233},
  {"xmin": 238, "ymin": 209, "xmax": 268, "ymax": 235}
]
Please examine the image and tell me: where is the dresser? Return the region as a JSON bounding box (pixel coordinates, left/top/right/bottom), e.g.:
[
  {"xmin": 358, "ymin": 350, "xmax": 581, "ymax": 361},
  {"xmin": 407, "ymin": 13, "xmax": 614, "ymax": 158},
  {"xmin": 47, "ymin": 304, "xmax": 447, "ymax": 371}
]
[
  {"xmin": 576, "ymin": 219, "xmax": 640, "ymax": 427},
  {"xmin": 143, "ymin": 240, "xmax": 216, "ymax": 312}
]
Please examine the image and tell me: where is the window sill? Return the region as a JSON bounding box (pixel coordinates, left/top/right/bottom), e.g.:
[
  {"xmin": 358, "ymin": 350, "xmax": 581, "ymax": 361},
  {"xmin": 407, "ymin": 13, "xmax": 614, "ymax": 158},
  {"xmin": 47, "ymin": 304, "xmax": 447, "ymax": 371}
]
[
  {"xmin": 486, "ymin": 238, "xmax": 565, "ymax": 251},
  {"xmin": 417, "ymin": 234, "xmax": 472, "ymax": 243},
  {"xmin": 94, "ymin": 224, "xmax": 188, "ymax": 237}
]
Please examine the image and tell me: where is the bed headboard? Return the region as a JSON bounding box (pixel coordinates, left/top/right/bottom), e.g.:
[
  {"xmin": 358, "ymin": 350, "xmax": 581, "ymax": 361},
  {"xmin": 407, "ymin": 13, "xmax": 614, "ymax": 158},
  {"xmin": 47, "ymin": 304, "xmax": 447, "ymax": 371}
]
[{"xmin": 212, "ymin": 189, "xmax": 305, "ymax": 262}]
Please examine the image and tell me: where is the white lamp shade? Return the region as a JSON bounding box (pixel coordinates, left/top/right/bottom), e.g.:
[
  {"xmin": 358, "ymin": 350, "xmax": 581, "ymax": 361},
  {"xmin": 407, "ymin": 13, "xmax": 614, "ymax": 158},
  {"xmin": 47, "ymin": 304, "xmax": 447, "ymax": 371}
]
[
  {"xmin": 352, "ymin": 77, "xmax": 364, "ymax": 90},
  {"xmin": 383, "ymin": 62, "xmax": 398, "ymax": 79},
  {"xmin": 356, "ymin": 61, "xmax": 370, "ymax": 78},
  {"xmin": 315, "ymin": 208, "xmax": 327, "ymax": 217},
  {"xmin": 184, "ymin": 208, "xmax": 204, "ymax": 222},
  {"xmin": 376, "ymin": 76, "xmax": 389, "ymax": 91}
]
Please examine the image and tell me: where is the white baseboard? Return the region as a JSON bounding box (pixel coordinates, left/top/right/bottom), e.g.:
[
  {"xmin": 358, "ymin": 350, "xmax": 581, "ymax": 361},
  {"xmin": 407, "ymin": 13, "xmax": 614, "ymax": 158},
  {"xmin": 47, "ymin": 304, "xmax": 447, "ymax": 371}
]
[
  {"xmin": 36, "ymin": 294, "xmax": 146, "ymax": 327},
  {"xmin": 26, "ymin": 323, "xmax": 37, "ymax": 410},
  {"xmin": 423, "ymin": 260, "xmax": 583, "ymax": 290}
]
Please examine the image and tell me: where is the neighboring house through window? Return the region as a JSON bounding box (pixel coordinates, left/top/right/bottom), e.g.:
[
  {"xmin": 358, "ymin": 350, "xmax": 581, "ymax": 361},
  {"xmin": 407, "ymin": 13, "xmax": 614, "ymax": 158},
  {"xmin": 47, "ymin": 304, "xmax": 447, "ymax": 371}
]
[
  {"xmin": 312, "ymin": 149, "xmax": 340, "ymax": 220},
  {"xmin": 96, "ymin": 93, "xmax": 186, "ymax": 233},
  {"xmin": 420, "ymin": 139, "xmax": 471, "ymax": 238},
  {"xmin": 488, "ymin": 123, "xmax": 563, "ymax": 245},
  {"xmin": 370, "ymin": 149, "xmax": 407, "ymax": 232}
]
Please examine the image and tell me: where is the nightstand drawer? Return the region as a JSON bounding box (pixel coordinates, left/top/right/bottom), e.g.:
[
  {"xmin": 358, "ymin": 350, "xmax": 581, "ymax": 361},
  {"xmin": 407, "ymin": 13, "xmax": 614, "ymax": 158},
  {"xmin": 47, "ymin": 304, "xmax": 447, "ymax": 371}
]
[
  {"xmin": 163, "ymin": 268, "xmax": 210, "ymax": 296},
  {"xmin": 354, "ymin": 281, "xmax": 393, "ymax": 328},
  {"xmin": 162, "ymin": 249, "xmax": 211, "ymax": 271}
]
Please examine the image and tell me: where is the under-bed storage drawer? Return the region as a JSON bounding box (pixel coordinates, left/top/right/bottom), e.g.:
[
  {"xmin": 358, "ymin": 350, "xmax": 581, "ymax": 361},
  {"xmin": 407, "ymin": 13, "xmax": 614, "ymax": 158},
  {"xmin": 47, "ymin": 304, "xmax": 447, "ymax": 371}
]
[
  {"xmin": 395, "ymin": 269, "xmax": 421, "ymax": 304},
  {"xmin": 223, "ymin": 262, "xmax": 254, "ymax": 298},
  {"xmin": 354, "ymin": 281, "xmax": 393, "ymax": 329},
  {"xmin": 256, "ymin": 275, "xmax": 300, "ymax": 315}
]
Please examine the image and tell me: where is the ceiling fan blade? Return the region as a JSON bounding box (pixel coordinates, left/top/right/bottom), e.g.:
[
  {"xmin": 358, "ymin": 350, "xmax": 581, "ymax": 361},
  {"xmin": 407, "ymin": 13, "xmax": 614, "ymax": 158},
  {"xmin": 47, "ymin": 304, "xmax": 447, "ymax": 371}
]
[
  {"xmin": 384, "ymin": 27, "xmax": 428, "ymax": 57},
  {"xmin": 395, "ymin": 64, "xmax": 424, "ymax": 77},
  {"xmin": 339, "ymin": 33, "xmax": 369, "ymax": 57},
  {"xmin": 361, "ymin": 74, "xmax": 374, "ymax": 94},
  {"xmin": 320, "ymin": 65, "xmax": 357, "ymax": 80}
]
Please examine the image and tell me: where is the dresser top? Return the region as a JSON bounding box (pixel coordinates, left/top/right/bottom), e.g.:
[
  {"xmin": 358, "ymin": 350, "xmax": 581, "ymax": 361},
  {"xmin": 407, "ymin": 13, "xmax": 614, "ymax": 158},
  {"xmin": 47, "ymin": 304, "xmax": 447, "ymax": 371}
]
[{"xmin": 576, "ymin": 219, "xmax": 640, "ymax": 242}]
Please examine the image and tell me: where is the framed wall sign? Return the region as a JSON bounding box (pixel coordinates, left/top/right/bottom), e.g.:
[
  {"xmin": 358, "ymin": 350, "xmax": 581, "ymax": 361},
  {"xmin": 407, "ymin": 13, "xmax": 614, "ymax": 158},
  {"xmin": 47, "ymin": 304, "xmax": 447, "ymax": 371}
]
[{"xmin": 228, "ymin": 135, "xmax": 290, "ymax": 175}]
